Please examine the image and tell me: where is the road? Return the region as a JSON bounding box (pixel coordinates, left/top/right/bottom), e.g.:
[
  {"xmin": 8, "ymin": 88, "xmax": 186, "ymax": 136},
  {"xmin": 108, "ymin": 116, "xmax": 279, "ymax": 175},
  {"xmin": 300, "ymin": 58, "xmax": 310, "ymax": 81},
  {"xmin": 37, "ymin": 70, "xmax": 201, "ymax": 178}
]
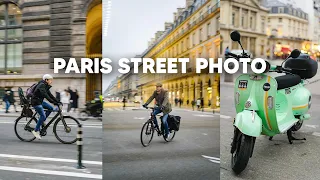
[
  {"xmin": 0, "ymin": 115, "xmax": 102, "ymax": 180},
  {"xmin": 220, "ymin": 83, "xmax": 320, "ymax": 180},
  {"xmin": 103, "ymin": 107, "xmax": 220, "ymax": 180}
]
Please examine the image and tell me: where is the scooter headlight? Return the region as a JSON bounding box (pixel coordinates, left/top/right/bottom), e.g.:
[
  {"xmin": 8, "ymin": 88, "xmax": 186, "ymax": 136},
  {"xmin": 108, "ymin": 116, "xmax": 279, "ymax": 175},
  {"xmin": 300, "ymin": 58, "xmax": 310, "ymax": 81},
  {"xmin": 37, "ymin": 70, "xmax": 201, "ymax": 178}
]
[
  {"xmin": 235, "ymin": 92, "xmax": 240, "ymax": 105},
  {"xmin": 267, "ymin": 96, "xmax": 273, "ymax": 109}
]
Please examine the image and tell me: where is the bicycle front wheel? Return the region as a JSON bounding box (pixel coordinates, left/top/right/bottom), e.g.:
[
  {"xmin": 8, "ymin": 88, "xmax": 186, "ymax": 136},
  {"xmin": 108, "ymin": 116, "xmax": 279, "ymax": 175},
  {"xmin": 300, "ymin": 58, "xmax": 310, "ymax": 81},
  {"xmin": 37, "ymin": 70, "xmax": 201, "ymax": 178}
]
[
  {"xmin": 140, "ymin": 121, "xmax": 154, "ymax": 147},
  {"xmin": 14, "ymin": 116, "xmax": 37, "ymax": 142},
  {"xmin": 53, "ymin": 116, "xmax": 79, "ymax": 144}
]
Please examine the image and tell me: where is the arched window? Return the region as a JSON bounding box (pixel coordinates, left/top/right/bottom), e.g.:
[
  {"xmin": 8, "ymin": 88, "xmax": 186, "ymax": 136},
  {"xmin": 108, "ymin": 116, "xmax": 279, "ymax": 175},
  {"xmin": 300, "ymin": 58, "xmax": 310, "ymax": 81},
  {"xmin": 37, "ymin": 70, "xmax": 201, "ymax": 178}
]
[{"xmin": 0, "ymin": 3, "xmax": 22, "ymax": 74}]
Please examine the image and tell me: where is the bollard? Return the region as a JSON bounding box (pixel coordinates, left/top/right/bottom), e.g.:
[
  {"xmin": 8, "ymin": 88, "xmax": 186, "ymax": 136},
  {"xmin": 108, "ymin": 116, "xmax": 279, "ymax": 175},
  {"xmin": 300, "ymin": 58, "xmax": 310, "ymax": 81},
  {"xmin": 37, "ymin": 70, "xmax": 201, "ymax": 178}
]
[{"xmin": 77, "ymin": 124, "xmax": 86, "ymax": 169}]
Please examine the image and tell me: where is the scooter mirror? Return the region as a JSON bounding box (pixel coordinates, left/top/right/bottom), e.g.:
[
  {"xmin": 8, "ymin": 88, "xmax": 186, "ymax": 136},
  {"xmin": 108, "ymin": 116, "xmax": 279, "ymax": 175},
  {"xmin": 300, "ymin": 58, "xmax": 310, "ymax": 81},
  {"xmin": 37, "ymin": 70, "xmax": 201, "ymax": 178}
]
[
  {"xmin": 290, "ymin": 49, "xmax": 301, "ymax": 58},
  {"xmin": 230, "ymin": 31, "xmax": 241, "ymax": 42}
]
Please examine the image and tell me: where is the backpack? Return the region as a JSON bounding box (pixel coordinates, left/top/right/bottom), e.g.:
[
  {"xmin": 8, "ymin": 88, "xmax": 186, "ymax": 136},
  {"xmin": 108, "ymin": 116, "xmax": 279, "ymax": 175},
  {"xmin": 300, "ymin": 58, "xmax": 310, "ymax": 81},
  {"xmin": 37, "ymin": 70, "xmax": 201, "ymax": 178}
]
[{"xmin": 26, "ymin": 83, "xmax": 39, "ymax": 99}]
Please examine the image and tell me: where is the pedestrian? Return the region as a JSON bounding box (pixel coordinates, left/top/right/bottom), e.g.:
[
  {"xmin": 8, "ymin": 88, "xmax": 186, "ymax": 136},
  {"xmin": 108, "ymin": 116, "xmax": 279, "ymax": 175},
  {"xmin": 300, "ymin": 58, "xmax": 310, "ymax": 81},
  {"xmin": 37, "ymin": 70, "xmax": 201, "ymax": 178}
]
[
  {"xmin": 225, "ymin": 46, "xmax": 230, "ymax": 57},
  {"xmin": 187, "ymin": 99, "xmax": 189, "ymax": 106},
  {"xmin": 9, "ymin": 90, "xmax": 18, "ymax": 112},
  {"xmin": 31, "ymin": 74, "xmax": 61, "ymax": 139},
  {"xmin": 201, "ymin": 98, "xmax": 204, "ymax": 112},
  {"xmin": 179, "ymin": 98, "xmax": 182, "ymax": 108},
  {"xmin": 55, "ymin": 90, "xmax": 61, "ymax": 102},
  {"xmin": 67, "ymin": 87, "xmax": 73, "ymax": 112},
  {"xmin": 3, "ymin": 91, "xmax": 11, "ymax": 113},
  {"xmin": 196, "ymin": 98, "xmax": 201, "ymax": 111},
  {"xmin": 208, "ymin": 100, "xmax": 211, "ymax": 107},
  {"xmin": 122, "ymin": 96, "xmax": 127, "ymax": 110},
  {"xmin": 191, "ymin": 100, "xmax": 195, "ymax": 111},
  {"xmin": 175, "ymin": 98, "xmax": 178, "ymax": 106},
  {"xmin": 71, "ymin": 89, "xmax": 79, "ymax": 112},
  {"xmin": 60, "ymin": 89, "xmax": 70, "ymax": 113}
]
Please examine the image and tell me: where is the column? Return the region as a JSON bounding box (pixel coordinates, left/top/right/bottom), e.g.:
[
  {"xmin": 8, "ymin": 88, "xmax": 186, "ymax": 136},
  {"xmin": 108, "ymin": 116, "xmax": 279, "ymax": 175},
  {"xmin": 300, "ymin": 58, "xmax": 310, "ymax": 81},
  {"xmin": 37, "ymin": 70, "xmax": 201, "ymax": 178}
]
[
  {"xmin": 239, "ymin": 8, "xmax": 242, "ymax": 28},
  {"xmin": 202, "ymin": 76, "xmax": 209, "ymax": 108}
]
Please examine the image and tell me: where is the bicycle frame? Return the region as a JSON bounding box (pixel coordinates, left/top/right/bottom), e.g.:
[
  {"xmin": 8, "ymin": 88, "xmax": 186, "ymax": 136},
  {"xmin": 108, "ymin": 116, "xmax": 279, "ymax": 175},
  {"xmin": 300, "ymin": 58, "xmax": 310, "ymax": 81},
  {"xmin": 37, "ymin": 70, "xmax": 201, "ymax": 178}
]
[{"xmin": 24, "ymin": 105, "xmax": 65, "ymax": 133}]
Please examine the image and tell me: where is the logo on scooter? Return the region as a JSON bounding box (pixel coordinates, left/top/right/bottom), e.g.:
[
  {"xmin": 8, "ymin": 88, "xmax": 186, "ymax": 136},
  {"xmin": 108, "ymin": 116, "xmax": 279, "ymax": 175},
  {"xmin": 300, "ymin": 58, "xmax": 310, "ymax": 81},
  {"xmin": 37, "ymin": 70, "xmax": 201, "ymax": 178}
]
[{"xmin": 263, "ymin": 83, "xmax": 271, "ymax": 91}]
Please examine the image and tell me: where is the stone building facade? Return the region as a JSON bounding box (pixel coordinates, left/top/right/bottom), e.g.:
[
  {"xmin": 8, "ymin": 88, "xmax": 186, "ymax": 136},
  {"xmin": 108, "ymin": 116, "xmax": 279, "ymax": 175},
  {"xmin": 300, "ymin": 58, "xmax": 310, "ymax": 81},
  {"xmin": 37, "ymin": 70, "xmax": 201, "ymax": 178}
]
[
  {"xmin": 220, "ymin": 0, "xmax": 269, "ymax": 58},
  {"xmin": 138, "ymin": 0, "xmax": 221, "ymax": 109},
  {"xmin": 0, "ymin": 0, "xmax": 102, "ymax": 107}
]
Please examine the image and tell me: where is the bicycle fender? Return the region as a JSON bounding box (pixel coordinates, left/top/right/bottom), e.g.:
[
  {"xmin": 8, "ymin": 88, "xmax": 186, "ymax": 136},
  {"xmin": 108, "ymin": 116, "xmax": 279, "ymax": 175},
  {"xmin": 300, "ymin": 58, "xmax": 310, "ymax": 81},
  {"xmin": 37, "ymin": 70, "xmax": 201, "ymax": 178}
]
[{"xmin": 234, "ymin": 110, "xmax": 262, "ymax": 137}]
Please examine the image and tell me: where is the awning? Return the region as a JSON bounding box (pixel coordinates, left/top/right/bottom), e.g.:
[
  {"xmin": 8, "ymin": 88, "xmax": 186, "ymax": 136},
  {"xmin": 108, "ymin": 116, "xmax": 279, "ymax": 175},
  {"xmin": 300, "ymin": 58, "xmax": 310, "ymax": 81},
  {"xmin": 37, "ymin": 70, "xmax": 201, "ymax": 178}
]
[{"xmin": 281, "ymin": 47, "xmax": 291, "ymax": 54}]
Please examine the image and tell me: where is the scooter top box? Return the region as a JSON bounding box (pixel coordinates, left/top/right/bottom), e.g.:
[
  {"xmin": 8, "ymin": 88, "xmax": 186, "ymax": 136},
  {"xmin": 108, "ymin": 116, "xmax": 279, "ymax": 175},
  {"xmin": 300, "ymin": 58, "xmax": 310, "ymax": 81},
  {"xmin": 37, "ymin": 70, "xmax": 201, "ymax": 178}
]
[{"xmin": 283, "ymin": 54, "xmax": 318, "ymax": 79}]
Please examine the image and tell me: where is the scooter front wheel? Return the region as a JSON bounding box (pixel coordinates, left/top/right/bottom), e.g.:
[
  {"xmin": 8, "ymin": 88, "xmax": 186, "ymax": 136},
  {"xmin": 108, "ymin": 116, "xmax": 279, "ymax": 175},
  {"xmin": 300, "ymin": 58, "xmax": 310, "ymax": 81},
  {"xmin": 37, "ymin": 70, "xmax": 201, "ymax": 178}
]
[{"xmin": 231, "ymin": 134, "xmax": 254, "ymax": 174}]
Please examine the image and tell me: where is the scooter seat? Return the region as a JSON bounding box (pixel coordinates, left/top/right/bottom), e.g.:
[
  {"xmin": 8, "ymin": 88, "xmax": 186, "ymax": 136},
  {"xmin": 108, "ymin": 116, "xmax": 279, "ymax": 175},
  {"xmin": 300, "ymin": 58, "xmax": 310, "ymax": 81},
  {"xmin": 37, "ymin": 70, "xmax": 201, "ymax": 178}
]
[{"xmin": 275, "ymin": 74, "xmax": 301, "ymax": 90}]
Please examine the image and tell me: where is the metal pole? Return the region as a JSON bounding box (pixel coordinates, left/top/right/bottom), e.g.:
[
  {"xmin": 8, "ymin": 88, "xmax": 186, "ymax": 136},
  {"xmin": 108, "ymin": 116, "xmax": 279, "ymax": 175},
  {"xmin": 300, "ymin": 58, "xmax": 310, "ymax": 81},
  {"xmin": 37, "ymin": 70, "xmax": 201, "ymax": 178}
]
[{"xmin": 77, "ymin": 124, "xmax": 85, "ymax": 169}]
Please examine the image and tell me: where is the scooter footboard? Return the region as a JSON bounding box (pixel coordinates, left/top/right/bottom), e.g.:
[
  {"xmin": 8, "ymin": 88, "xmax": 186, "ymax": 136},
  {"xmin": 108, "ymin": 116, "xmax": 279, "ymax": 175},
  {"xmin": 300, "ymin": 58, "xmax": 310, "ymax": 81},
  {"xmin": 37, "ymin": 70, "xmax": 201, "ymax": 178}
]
[{"xmin": 234, "ymin": 110, "xmax": 262, "ymax": 137}]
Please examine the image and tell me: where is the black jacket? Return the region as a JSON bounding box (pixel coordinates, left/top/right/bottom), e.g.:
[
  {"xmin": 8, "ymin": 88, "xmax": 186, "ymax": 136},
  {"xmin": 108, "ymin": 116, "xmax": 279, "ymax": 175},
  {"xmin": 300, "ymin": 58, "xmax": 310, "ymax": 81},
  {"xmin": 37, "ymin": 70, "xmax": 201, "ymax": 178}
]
[{"xmin": 31, "ymin": 80, "xmax": 59, "ymax": 106}]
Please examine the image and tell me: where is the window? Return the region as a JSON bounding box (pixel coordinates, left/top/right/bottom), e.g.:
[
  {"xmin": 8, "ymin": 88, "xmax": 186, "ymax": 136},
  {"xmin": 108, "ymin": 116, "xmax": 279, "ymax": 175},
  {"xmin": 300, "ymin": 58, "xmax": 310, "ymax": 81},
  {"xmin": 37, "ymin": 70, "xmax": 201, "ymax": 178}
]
[
  {"xmin": 232, "ymin": 13, "xmax": 235, "ymax": 25},
  {"xmin": 186, "ymin": 37, "xmax": 190, "ymax": 49},
  {"xmin": 181, "ymin": 41, "xmax": 184, "ymax": 52},
  {"xmin": 199, "ymin": 28, "xmax": 203, "ymax": 43},
  {"xmin": 0, "ymin": 3, "xmax": 22, "ymax": 74},
  {"xmin": 207, "ymin": 23, "xmax": 211, "ymax": 37},
  {"xmin": 279, "ymin": 18, "xmax": 282, "ymax": 22}
]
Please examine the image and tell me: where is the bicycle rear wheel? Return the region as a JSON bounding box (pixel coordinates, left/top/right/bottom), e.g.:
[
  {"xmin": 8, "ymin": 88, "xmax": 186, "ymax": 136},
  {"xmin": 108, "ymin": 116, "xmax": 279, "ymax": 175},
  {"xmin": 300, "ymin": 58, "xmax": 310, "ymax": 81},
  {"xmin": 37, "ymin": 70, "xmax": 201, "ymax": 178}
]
[
  {"xmin": 140, "ymin": 121, "xmax": 154, "ymax": 147},
  {"xmin": 14, "ymin": 116, "xmax": 37, "ymax": 142},
  {"xmin": 53, "ymin": 116, "xmax": 79, "ymax": 144},
  {"xmin": 163, "ymin": 129, "xmax": 176, "ymax": 142}
]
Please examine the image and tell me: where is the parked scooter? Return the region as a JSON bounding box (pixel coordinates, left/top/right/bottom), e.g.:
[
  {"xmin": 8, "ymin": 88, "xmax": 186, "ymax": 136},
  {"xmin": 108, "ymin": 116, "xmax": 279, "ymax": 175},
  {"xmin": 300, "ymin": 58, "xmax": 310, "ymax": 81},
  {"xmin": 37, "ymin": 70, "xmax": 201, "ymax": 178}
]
[
  {"xmin": 79, "ymin": 100, "xmax": 103, "ymax": 121},
  {"xmin": 228, "ymin": 31, "xmax": 318, "ymax": 174}
]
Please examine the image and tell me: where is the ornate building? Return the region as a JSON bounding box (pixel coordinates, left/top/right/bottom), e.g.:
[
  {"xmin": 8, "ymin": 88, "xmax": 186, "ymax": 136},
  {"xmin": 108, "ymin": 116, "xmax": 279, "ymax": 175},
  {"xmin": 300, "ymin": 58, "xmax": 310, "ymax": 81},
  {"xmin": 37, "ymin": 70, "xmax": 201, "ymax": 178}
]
[
  {"xmin": 220, "ymin": 0, "xmax": 269, "ymax": 58},
  {"xmin": 137, "ymin": 0, "xmax": 221, "ymax": 109},
  {"xmin": 0, "ymin": 0, "xmax": 102, "ymax": 106}
]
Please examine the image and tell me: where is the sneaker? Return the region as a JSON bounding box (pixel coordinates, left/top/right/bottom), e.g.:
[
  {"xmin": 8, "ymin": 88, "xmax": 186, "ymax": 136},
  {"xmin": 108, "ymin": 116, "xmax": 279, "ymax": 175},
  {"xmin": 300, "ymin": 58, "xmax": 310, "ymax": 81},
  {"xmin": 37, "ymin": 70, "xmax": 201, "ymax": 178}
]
[
  {"xmin": 32, "ymin": 130, "xmax": 42, "ymax": 140},
  {"xmin": 165, "ymin": 132, "xmax": 170, "ymax": 139}
]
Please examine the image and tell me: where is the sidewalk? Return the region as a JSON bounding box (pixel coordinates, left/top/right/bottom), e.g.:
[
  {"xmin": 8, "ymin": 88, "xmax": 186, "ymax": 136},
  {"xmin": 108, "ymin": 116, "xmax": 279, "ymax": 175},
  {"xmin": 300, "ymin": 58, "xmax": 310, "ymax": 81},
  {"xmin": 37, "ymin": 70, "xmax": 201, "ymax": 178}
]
[
  {"xmin": 0, "ymin": 105, "xmax": 81, "ymax": 118},
  {"xmin": 131, "ymin": 105, "xmax": 220, "ymax": 113}
]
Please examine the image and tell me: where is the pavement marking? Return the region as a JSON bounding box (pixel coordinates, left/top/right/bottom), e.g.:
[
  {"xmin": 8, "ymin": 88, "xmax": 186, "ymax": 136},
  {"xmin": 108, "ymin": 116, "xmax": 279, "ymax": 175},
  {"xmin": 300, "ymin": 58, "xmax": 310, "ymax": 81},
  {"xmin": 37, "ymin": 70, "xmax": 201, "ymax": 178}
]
[
  {"xmin": 202, "ymin": 133, "xmax": 208, "ymax": 136},
  {"xmin": 0, "ymin": 166, "xmax": 102, "ymax": 179},
  {"xmin": 0, "ymin": 121, "xmax": 102, "ymax": 128},
  {"xmin": 0, "ymin": 154, "xmax": 102, "ymax": 165},
  {"xmin": 312, "ymin": 132, "xmax": 320, "ymax": 137},
  {"xmin": 305, "ymin": 125, "xmax": 319, "ymax": 129},
  {"xmin": 202, "ymin": 155, "xmax": 220, "ymax": 164},
  {"xmin": 193, "ymin": 114, "xmax": 214, "ymax": 117},
  {"xmin": 220, "ymin": 115, "xmax": 232, "ymax": 119},
  {"xmin": 134, "ymin": 117, "xmax": 145, "ymax": 120}
]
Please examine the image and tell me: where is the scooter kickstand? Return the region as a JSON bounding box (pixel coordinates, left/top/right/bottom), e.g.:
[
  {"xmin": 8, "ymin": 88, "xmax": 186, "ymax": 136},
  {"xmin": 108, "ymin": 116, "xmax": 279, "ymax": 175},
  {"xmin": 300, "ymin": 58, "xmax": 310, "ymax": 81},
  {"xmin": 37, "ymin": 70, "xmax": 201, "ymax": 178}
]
[
  {"xmin": 287, "ymin": 129, "xmax": 306, "ymax": 144},
  {"xmin": 269, "ymin": 136, "xmax": 273, "ymax": 141}
]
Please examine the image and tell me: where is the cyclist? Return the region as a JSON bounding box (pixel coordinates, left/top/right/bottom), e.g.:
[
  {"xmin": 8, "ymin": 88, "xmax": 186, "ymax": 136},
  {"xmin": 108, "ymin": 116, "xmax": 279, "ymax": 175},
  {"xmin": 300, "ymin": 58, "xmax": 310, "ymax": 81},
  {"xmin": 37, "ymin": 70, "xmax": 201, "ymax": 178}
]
[
  {"xmin": 31, "ymin": 74, "xmax": 61, "ymax": 140},
  {"xmin": 143, "ymin": 83, "xmax": 172, "ymax": 138}
]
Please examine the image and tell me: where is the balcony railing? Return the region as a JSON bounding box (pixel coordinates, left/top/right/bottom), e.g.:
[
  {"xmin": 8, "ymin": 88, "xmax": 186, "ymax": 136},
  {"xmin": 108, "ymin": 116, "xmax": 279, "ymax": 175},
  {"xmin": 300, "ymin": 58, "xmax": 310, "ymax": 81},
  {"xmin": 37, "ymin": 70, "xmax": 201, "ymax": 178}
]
[{"xmin": 142, "ymin": 1, "xmax": 220, "ymax": 58}]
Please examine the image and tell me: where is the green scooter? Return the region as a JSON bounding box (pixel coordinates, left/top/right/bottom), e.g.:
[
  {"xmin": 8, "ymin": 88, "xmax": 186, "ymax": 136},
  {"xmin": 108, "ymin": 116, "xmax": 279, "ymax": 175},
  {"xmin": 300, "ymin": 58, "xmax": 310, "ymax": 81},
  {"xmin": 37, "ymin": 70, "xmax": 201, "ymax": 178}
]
[{"xmin": 227, "ymin": 31, "xmax": 318, "ymax": 174}]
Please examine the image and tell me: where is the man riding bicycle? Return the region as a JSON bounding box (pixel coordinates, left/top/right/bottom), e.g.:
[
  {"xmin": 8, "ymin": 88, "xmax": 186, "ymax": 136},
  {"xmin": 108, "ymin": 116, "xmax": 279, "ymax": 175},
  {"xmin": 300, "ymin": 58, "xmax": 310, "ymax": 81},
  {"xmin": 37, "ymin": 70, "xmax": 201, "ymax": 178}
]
[
  {"xmin": 31, "ymin": 74, "xmax": 61, "ymax": 140},
  {"xmin": 143, "ymin": 83, "xmax": 172, "ymax": 138}
]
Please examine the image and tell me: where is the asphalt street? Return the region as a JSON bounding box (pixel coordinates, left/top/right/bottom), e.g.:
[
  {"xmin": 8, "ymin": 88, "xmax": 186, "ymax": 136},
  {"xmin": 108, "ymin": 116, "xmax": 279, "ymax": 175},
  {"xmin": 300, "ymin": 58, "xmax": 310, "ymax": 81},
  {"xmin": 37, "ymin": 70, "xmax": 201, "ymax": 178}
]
[
  {"xmin": 220, "ymin": 83, "xmax": 320, "ymax": 180},
  {"xmin": 103, "ymin": 107, "xmax": 220, "ymax": 180},
  {"xmin": 0, "ymin": 115, "xmax": 102, "ymax": 180}
]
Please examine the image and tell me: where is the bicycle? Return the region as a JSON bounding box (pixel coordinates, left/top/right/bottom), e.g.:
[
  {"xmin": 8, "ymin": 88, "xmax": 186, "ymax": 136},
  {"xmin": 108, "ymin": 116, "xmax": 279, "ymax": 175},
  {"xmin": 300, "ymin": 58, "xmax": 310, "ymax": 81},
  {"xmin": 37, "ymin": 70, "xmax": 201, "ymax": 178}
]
[
  {"xmin": 140, "ymin": 106, "xmax": 176, "ymax": 147},
  {"xmin": 14, "ymin": 102, "xmax": 80, "ymax": 144}
]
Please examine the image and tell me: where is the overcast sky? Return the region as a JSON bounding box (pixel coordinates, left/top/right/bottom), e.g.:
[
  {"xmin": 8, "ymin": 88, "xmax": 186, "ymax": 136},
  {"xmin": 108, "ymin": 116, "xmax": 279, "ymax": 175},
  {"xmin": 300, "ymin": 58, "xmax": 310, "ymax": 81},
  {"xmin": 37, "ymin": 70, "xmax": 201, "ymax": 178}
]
[{"xmin": 102, "ymin": 0, "xmax": 185, "ymax": 91}]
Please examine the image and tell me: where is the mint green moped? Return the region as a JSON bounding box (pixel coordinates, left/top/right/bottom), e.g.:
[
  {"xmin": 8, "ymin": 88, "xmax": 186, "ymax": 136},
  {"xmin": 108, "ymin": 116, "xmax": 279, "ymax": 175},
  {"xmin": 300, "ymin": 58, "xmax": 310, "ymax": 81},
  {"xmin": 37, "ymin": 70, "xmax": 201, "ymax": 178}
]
[{"xmin": 227, "ymin": 31, "xmax": 318, "ymax": 174}]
